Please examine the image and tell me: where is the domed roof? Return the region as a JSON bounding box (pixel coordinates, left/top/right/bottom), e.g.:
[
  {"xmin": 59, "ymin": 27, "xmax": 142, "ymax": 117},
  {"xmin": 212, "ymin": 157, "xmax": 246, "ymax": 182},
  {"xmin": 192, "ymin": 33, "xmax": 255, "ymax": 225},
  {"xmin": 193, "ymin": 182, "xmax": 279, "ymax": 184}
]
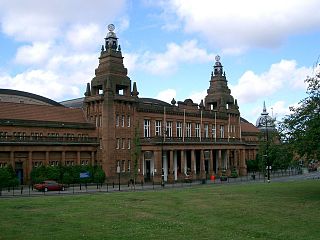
[{"xmin": 256, "ymin": 102, "xmax": 276, "ymax": 131}]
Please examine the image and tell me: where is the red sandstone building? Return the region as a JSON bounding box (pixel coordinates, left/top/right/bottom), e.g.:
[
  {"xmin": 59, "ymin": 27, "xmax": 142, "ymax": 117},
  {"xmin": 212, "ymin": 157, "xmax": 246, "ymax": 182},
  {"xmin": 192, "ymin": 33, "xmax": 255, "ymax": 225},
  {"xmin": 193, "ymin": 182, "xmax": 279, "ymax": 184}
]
[{"xmin": 0, "ymin": 25, "xmax": 259, "ymax": 184}]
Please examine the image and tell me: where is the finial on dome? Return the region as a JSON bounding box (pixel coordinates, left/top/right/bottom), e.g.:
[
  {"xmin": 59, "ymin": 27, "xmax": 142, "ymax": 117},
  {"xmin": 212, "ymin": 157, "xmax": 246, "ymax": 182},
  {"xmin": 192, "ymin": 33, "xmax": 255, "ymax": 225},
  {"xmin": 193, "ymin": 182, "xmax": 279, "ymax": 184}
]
[
  {"xmin": 171, "ymin": 98, "xmax": 176, "ymax": 105},
  {"xmin": 108, "ymin": 24, "xmax": 115, "ymax": 32}
]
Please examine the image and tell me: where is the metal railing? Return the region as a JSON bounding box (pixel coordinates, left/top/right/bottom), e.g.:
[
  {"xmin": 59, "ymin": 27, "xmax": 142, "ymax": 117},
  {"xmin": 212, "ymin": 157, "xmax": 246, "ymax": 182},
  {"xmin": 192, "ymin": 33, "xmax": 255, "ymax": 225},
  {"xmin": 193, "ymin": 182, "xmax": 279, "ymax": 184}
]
[{"xmin": 0, "ymin": 136, "xmax": 99, "ymax": 145}]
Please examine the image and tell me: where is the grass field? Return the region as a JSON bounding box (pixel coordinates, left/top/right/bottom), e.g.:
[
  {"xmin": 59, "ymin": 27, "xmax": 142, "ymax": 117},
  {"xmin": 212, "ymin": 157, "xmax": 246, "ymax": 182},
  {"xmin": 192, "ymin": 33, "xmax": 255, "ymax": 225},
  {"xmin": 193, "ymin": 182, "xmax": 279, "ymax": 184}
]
[{"xmin": 0, "ymin": 180, "xmax": 319, "ymax": 240}]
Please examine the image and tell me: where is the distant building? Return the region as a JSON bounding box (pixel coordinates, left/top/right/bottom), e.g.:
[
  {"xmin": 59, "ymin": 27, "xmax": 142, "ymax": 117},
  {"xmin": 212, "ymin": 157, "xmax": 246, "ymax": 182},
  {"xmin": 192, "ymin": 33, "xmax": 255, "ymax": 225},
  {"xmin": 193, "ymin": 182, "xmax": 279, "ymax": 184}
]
[{"xmin": 0, "ymin": 25, "xmax": 259, "ymax": 184}]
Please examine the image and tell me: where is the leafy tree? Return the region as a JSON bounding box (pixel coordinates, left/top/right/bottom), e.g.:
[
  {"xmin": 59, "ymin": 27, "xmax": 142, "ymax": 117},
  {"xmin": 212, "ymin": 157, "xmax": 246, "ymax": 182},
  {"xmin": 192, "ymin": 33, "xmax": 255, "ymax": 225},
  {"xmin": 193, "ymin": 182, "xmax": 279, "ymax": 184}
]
[
  {"xmin": 132, "ymin": 125, "xmax": 141, "ymax": 185},
  {"xmin": 46, "ymin": 166, "xmax": 61, "ymax": 181},
  {"xmin": 93, "ymin": 166, "xmax": 106, "ymax": 183},
  {"xmin": 30, "ymin": 165, "xmax": 47, "ymax": 184},
  {"xmin": 280, "ymin": 64, "xmax": 320, "ymax": 161},
  {"xmin": 246, "ymin": 159, "xmax": 259, "ymax": 173},
  {"xmin": 0, "ymin": 165, "xmax": 19, "ymax": 189}
]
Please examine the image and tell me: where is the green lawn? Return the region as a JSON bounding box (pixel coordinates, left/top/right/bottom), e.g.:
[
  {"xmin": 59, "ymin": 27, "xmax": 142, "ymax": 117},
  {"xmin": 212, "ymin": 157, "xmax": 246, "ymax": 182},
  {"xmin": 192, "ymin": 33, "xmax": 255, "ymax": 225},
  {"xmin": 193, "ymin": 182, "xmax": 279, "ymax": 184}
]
[{"xmin": 0, "ymin": 181, "xmax": 319, "ymax": 240}]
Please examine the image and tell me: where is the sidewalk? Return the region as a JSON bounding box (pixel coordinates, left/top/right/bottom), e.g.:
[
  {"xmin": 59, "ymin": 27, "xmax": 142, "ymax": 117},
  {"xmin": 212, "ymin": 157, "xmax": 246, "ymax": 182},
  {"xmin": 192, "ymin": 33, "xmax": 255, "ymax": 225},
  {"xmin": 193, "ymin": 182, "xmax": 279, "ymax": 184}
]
[{"xmin": 1, "ymin": 171, "xmax": 319, "ymax": 198}]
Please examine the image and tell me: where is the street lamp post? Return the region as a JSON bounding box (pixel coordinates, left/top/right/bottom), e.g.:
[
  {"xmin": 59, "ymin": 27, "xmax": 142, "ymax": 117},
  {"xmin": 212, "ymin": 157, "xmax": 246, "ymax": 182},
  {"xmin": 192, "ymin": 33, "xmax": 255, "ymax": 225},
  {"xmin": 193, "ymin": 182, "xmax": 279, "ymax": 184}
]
[
  {"xmin": 264, "ymin": 116, "xmax": 271, "ymax": 183},
  {"xmin": 117, "ymin": 165, "xmax": 121, "ymax": 191}
]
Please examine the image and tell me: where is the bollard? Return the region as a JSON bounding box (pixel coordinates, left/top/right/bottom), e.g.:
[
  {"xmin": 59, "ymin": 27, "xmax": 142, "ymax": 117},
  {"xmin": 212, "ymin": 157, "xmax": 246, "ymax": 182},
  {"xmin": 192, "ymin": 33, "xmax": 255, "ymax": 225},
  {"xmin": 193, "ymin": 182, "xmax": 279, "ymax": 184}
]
[
  {"xmin": 141, "ymin": 180, "xmax": 143, "ymax": 190},
  {"xmin": 113, "ymin": 182, "xmax": 114, "ymax": 188},
  {"xmin": 21, "ymin": 186, "xmax": 23, "ymax": 195}
]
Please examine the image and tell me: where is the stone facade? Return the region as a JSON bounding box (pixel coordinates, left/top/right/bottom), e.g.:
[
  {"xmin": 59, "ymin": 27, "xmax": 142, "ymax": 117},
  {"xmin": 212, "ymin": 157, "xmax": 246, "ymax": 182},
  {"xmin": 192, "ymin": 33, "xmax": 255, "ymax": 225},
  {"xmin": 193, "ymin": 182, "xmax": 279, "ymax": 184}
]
[
  {"xmin": 0, "ymin": 25, "xmax": 259, "ymax": 184},
  {"xmin": 83, "ymin": 26, "xmax": 259, "ymax": 183}
]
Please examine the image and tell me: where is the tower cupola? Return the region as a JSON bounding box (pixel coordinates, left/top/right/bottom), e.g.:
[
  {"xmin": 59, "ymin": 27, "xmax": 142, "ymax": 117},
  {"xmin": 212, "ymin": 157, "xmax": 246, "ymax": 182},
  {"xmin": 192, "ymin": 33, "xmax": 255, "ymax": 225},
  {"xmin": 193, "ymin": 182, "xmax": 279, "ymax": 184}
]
[{"xmin": 105, "ymin": 24, "xmax": 118, "ymax": 50}]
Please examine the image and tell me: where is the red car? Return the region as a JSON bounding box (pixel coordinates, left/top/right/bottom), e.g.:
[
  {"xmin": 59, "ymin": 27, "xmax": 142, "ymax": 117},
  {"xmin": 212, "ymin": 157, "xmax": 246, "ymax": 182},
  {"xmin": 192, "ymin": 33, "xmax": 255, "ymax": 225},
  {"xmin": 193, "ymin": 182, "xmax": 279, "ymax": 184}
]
[{"xmin": 34, "ymin": 180, "xmax": 66, "ymax": 192}]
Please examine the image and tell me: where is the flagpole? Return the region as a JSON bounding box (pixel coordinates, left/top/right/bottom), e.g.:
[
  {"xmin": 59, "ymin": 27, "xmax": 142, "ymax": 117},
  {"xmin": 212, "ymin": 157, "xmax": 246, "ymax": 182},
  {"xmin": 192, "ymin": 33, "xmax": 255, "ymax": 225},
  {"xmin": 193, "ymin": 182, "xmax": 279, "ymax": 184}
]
[
  {"xmin": 183, "ymin": 109, "xmax": 185, "ymax": 142},
  {"xmin": 200, "ymin": 110, "xmax": 202, "ymax": 142},
  {"xmin": 214, "ymin": 111, "xmax": 217, "ymax": 142}
]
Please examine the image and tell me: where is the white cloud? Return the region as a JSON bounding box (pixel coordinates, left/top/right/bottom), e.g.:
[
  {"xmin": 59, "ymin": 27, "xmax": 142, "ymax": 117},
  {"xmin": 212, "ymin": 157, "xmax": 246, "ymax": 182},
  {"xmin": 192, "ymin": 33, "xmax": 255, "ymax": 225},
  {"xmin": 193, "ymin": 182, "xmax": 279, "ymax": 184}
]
[
  {"xmin": 15, "ymin": 42, "xmax": 53, "ymax": 65},
  {"xmin": 165, "ymin": 0, "xmax": 320, "ymax": 52},
  {"xmin": 0, "ymin": 69, "xmax": 79, "ymax": 100},
  {"xmin": 188, "ymin": 90, "xmax": 207, "ymax": 104},
  {"xmin": 124, "ymin": 40, "xmax": 215, "ymax": 75},
  {"xmin": 230, "ymin": 59, "xmax": 312, "ymax": 104},
  {"xmin": 0, "ymin": 0, "xmax": 127, "ymax": 101},
  {"xmin": 155, "ymin": 89, "xmax": 176, "ymax": 103},
  {"xmin": 0, "ymin": 0, "xmax": 126, "ymax": 42},
  {"xmin": 66, "ymin": 24, "xmax": 102, "ymax": 51}
]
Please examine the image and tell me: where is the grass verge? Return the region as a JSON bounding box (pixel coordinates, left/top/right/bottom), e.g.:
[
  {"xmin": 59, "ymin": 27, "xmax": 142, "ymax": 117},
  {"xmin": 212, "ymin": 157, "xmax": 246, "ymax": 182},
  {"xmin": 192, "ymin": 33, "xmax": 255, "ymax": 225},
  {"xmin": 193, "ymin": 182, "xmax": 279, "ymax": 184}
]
[{"xmin": 0, "ymin": 180, "xmax": 319, "ymax": 240}]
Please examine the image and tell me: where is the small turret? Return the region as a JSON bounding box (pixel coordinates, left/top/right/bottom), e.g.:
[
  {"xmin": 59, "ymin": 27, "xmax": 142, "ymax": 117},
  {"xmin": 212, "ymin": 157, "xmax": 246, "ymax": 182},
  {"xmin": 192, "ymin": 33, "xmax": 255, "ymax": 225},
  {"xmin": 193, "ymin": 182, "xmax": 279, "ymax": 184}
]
[
  {"xmin": 131, "ymin": 82, "xmax": 139, "ymax": 97},
  {"xmin": 84, "ymin": 83, "xmax": 91, "ymax": 96}
]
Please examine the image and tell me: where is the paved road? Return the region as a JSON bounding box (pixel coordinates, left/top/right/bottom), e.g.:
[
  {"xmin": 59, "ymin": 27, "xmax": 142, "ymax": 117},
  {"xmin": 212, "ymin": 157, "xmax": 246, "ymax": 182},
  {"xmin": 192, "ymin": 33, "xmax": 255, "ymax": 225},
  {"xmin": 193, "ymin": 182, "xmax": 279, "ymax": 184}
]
[{"xmin": 1, "ymin": 171, "xmax": 319, "ymax": 198}]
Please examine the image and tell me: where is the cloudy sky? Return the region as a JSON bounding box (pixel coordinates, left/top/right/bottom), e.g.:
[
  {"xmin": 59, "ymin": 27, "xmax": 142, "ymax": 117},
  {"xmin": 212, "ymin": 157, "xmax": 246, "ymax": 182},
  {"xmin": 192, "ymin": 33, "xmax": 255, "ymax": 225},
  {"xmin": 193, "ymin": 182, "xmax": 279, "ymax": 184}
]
[{"xmin": 0, "ymin": 0, "xmax": 319, "ymax": 124}]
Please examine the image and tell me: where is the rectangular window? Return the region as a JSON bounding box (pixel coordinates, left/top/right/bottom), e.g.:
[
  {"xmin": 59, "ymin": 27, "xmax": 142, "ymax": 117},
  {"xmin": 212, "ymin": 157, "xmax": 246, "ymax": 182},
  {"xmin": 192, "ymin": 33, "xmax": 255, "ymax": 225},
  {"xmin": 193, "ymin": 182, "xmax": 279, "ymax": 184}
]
[
  {"xmin": 195, "ymin": 123, "xmax": 200, "ymax": 138},
  {"xmin": 122, "ymin": 160, "xmax": 126, "ymax": 172},
  {"xmin": 186, "ymin": 122, "xmax": 192, "ymax": 137},
  {"xmin": 212, "ymin": 125, "xmax": 216, "ymax": 138},
  {"xmin": 116, "ymin": 138, "xmax": 120, "ymax": 149},
  {"xmin": 127, "ymin": 115, "xmax": 131, "ymax": 127},
  {"xmin": 155, "ymin": 120, "xmax": 162, "ymax": 136},
  {"xmin": 204, "ymin": 124, "xmax": 209, "ymax": 138},
  {"xmin": 220, "ymin": 125, "xmax": 224, "ymax": 138},
  {"xmin": 122, "ymin": 138, "xmax": 125, "ymax": 149},
  {"xmin": 128, "ymin": 160, "xmax": 131, "ymax": 172},
  {"xmin": 96, "ymin": 115, "xmax": 99, "ymax": 127},
  {"xmin": 166, "ymin": 121, "xmax": 173, "ymax": 137},
  {"xmin": 128, "ymin": 138, "xmax": 131, "ymax": 149},
  {"xmin": 176, "ymin": 122, "xmax": 182, "ymax": 138},
  {"xmin": 121, "ymin": 115, "xmax": 125, "ymax": 127},
  {"xmin": 116, "ymin": 114, "xmax": 119, "ymax": 127},
  {"xmin": 144, "ymin": 119, "xmax": 151, "ymax": 137}
]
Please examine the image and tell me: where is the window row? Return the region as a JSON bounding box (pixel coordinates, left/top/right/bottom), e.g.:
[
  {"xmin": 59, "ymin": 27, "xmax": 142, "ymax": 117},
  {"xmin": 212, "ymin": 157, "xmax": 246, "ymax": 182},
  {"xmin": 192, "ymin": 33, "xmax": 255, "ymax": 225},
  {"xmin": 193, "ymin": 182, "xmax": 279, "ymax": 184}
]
[
  {"xmin": 33, "ymin": 160, "xmax": 90, "ymax": 168},
  {"xmin": 0, "ymin": 162, "xmax": 7, "ymax": 168},
  {"xmin": 116, "ymin": 160, "xmax": 131, "ymax": 173},
  {"xmin": 116, "ymin": 138, "xmax": 131, "ymax": 150},
  {"xmin": 115, "ymin": 114, "xmax": 131, "ymax": 128},
  {"xmin": 89, "ymin": 115, "xmax": 102, "ymax": 128},
  {"xmin": 144, "ymin": 119, "xmax": 238, "ymax": 138},
  {"xmin": 0, "ymin": 132, "xmax": 89, "ymax": 139}
]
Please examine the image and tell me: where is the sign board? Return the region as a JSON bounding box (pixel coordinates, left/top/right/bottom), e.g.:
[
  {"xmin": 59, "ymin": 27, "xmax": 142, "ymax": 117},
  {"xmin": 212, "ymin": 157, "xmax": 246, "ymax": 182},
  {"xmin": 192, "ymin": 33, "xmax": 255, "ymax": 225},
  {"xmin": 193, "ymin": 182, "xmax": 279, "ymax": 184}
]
[{"xmin": 80, "ymin": 171, "xmax": 90, "ymax": 178}]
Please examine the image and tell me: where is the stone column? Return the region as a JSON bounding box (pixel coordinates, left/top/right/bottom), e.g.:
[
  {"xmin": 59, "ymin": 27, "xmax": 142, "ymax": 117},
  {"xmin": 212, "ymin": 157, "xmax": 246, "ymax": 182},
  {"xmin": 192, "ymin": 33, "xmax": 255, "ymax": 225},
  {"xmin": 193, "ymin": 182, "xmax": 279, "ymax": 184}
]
[
  {"xmin": 174, "ymin": 151, "xmax": 178, "ymax": 181},
  {"xmin": 168, "ymin": 150, "xmax": 174, "ymax": 182},
  {"xmin": 218, "ymin": 150, "xmax": 222, "ymax": 175},
  {"xmin": 61, "ymin": 151, "xmax": 65, "ymax": 166},
  {"xmin": 240, "ymin": 149, "xmax": 247, "ymax": 176},
  {"xmin": 209, "ymin": 150, "xmax": 214, "ymax": 175},
  {"xmin": 181, "ymin": 150, "xmax": 186, "ymax": 175},
  {"xmin": 27, "ymin": 151, "xmax": 32, "ymax": 184},
  {"xmin": 191, "ymin": 150, "xmax": 196, "ymax": 179},
  {"xmin": 200, "ymin": 149, "xmax": 205, "ymax": 179},
  {"xmin": 91, "ymin": 151, "xmax": 95, "ymax": 165},
  {"xmin": 10, "ymin": 151, "xmax": 14, "ymax": 167},
  {"xmin": 45, "ymin": 151, "xmax": 49, "ymax": 166},
  {"xmin": 234, "ymin": 150, "xmax": 238, "ymax": 175},
  {"xmin": 162, "ymin": 151, "xmax": 168, "ymax": 182},
  {"xmin": 153, "ymin": 150, "xmax": 162, "ymax": 182},
  {"xmin": 77, "ymin": 151, "xmax": 81, "ymax": 165}
]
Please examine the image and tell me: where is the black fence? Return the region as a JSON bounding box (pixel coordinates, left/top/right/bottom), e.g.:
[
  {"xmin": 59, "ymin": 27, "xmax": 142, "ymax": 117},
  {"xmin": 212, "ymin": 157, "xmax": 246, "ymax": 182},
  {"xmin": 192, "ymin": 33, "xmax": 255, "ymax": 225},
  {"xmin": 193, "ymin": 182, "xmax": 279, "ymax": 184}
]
[{"xmin": 0, "ymin": 168, "xmax": 317, "ymax": 198}]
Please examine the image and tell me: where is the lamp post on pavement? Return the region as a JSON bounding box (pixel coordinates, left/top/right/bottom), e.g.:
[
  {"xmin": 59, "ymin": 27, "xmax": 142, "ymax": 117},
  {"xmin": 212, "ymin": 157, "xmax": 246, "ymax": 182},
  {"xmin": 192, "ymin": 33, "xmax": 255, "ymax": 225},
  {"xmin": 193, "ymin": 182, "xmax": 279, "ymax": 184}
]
[
  {"xmin": 117, "ymin": 165, "xmax": 121, "ymax": 191},
  {"xmin": 264, "ymin": 116, "xmax": 271, "ymax": 183}
]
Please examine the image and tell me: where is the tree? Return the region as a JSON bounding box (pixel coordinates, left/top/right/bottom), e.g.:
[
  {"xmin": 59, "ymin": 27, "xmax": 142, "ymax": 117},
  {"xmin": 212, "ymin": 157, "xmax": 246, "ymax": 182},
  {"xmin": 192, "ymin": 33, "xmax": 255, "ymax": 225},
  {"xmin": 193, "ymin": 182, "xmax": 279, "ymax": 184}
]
[
  {"xmin": 132, "ymin": 125, "xmax": 141, "ymax": 186},
  {"xmin": 93, "ymin": 166, "xmax": 106, "ymax": 184},
  {"xmin": 280, "ymin": 64, "xmax": 320, "ymax": 162},
  {"xmin": 0, "ymin": 165, "xmax": 19, "ymax": 189}
]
